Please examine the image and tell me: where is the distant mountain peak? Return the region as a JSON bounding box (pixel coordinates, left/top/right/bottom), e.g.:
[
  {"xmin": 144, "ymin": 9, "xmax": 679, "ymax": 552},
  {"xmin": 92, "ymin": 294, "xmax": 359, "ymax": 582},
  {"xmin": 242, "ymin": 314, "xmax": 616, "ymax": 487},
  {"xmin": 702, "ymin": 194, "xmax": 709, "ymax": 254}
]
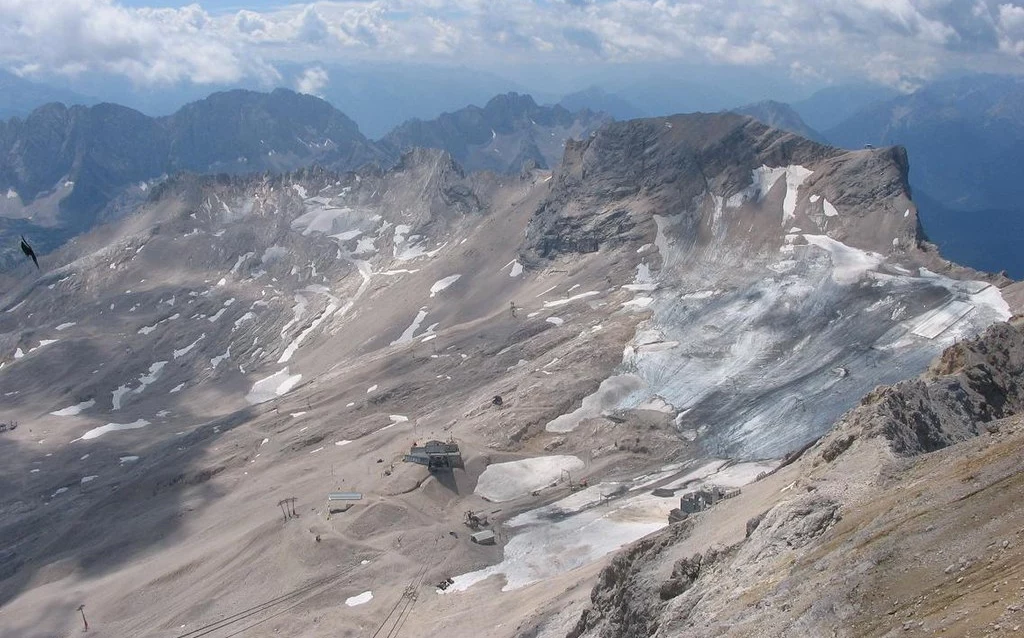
[
  {"xmin": 380, "ymin": 92, "xmax": 611, "ymax": 174},
  {"xmin": 731, "ymin": 100, "xmax": 826, "ymax": 144}
]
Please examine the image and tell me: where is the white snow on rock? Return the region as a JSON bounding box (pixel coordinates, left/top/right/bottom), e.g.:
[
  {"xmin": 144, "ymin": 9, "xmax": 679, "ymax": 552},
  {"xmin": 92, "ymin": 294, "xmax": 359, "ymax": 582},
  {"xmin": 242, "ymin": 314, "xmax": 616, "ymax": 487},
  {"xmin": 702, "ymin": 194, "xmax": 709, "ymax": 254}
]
[
  {"xmin": 137, "ymin": 361, "xmax": 166, "ymax": 390},
  {"xmin": 393, "ymin": 224, "xmax": 444, "ymax": 261},
  {"xmin": 545, "ymin": 316, "xmax": 564, "ymax": 326},
  {"xmin": 822, "ymin": 198, "xmax": 839, "ymax": 217},
  {"xmin": 429, "ymin": 275, "xmax": 461, "ymax": 297},
  {"xmin": 746, "ymin": 165, "xmax": 812, "ymax": 224},
  {"xmin": 18, "ymin": 340, "xmax": 58, "ymax": 356},
  {"xmin": 335, "ymin": 440, "xmax": 352, "ymax": 446},
  {"xmin": 802, "ymin": 234, "xmax": 883, "ymax": 284},
  {"xmin": 120, "ymin": 456, "xmax": 139, "ymax": 464},
  {"xmin": 81, "ymin": 475, "xmax": 98, "ymax": 484},
  {"xmin": 450, "ymin": 459, "xmax": 770, "ymax": 593},
  {"xmin": 111, "ymin": 385, "xmax": 130, "ymax": 410},
  {"xmin": 330, "ymin": 229, "xmax": 362, "ymax": 242},
  {"xmin": 389, "ymin": 415, "xmax": 409, "ymax": 423},
  {"xmin": 475, "ymin": 456, "xmax": 585, "ymax": 502},
  {"xmin": 543, "ymin": 291, "xmax": 600, "ymax": 308},
  {"xmin": 545, "ymin": 375, "xmax": 645, "ymax": 433},
  {"xmin": 51, "ymin": 399, "xmax": 95, "ymax": 416},
  {"xmin": 112, "ymin": 362, "xmax": 166, "ymax": 410},
  {"xmin": 245, "ymin": 368, "xmax": 302, "ymax": 404},
  {"xmin": 233, "ymin": 312, "xmax": 255, "ymax": 329},
  {"xmin": 173, "ymin": 334, "xmax": 205, "ymax": 359},
  {"xmin": 345, "ymin": 591, "xmax": 373, "ymax": 607},
  {"xmin": 170, "ymin": 383, "xmax": 185, "ymax": 394},
  {"xmin": 55, "ymin": 322, "xmax": 76, "ymax": 331},
  {"xmin": 231, "ymin": 252, "xmax": 254, "ymax": 274},
  {"xmin": 392, "ymin": 309, "xmax": 428, "ymax": 345},
  {"xmin": 211, "ymin": 347, "xmax": 231, "ymax": 368},
  {"xmin": 510, "ymin": 261, "xmax": 524, "ymax": 277},
  {"xmin": 622, "ymin": 297, "xmax": 655, "ymax": 310},
  {"xmin": 74, "ymin": 419, "xmax": 150, "ymax": 441},
  {"xmin": 366, "ymin": 385, "xmax": 377, "ymax": 393},
  {"xmin": 292, "ymin": 205, "xmax": 356, "ymax": 236},
  {"xmin": 279, "ymin": 301, "xmax": 338, "ymax": 363},
  {"xmin": 809, "ymin": 194, "xmax": 821, "ymax": 203}
]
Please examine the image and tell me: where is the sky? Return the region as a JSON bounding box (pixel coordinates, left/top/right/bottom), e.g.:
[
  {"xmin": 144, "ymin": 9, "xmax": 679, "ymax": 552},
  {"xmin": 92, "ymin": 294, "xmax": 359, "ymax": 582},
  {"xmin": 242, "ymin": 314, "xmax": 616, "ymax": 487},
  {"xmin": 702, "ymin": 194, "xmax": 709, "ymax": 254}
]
[{"xmin": 0, "ymin": 0, "xmax": 1023, "ymax": 100}]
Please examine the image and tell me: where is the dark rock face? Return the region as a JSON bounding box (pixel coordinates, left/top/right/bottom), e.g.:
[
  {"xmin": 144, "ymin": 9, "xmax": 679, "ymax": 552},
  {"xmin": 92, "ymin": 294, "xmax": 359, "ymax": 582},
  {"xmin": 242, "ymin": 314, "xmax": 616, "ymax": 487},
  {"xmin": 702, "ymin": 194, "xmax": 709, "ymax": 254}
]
[
  {"xmin": 380, "ymin": 92, "xmax": 609, "ymax": 174},
  {"xmin": 521, "ymin": 113, "xmax": 845, "ymax": 264},
  {"xmin": 164, "ymin": 89, "xmax": 383, "ymax": 175}
]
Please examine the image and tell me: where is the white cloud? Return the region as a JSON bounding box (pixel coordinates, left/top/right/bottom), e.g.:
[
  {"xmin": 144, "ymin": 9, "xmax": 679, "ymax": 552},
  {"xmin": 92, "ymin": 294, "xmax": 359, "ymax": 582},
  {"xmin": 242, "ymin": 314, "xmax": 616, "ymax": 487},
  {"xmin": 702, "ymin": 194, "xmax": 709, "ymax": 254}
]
[
  {"xmin": 0, "ymin": 0, "xmax": 276, "ymax": 85},
  {"xmin": 0, "ymin": 0, "xmax": 1020, "ymax": 88},
  {"xmin": 295, "ymin": 65, "xmax": 329, "ymax": 96},
  {"xmin": 997, "ymin": 3, "xmax": 1024, "ymax": 55}
]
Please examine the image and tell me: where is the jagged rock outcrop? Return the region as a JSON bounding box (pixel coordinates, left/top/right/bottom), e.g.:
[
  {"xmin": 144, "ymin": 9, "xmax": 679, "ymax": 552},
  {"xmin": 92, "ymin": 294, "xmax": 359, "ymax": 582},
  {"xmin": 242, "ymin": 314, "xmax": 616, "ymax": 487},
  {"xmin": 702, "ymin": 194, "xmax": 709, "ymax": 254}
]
[{"xmin": 819, "ymin": 320, "xmax": 1024, "ymax": 459}]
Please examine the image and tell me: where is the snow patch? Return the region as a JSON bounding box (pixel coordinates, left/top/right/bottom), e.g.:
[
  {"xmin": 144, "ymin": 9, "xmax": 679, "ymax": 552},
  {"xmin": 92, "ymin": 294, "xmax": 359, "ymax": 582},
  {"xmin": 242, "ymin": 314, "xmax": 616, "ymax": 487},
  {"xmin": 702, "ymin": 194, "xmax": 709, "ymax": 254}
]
[
  {"xmin": 475, "ymin": 456, "xmax": 585, "ymax": 502},
  {"xmin": 245, "ymin": 368, "xmax": 302, "ymax": 404},
  {"xmin": 173, "ymin": 334, "xmax": 205, "ymax": 359},
  {"xmin": 74, "ymin": 419, "xmax": 150, "ymax": 441},
  {"xmin": 392, "ymin": 309, "xmax": 428, "ymax": 345},
  {"xmin": 545, "ymin": 375, "xmax": 646, "ymax": 433},
  {"xmin": 345, "ymin": 591, "xmax": 373, "ymax": 607},
  {"xmin": 543, "ymin": 291, "xmax": 599, "ymax": 308},
  {"xmin": 429, "ymin": 275, "xmax": 461, "ymax": 297},
  {"xmin": 802, "ymin": 234, "xmax": 883, "ymax": 284},
  {"xmin": 51, "ymin": 399, "xmax": 95, "ymax": 416}
]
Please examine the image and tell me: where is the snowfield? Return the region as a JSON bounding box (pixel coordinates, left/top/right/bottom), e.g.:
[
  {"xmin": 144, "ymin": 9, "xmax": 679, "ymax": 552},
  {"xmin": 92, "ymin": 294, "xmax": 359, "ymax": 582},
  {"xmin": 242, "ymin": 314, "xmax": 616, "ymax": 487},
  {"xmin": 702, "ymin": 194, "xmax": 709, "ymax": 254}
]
[{"xmin": 475, "ymin": 456, "xmax": 585, "ymax": 502}]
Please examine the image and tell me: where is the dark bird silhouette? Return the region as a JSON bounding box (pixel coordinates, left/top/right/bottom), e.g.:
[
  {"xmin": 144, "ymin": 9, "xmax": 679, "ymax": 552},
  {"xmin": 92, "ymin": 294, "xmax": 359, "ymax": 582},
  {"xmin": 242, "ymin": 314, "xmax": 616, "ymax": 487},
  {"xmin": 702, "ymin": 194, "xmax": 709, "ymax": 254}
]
[{"xmin": 19, "ymin": 236, "xmax": 39, "ymax": 270}]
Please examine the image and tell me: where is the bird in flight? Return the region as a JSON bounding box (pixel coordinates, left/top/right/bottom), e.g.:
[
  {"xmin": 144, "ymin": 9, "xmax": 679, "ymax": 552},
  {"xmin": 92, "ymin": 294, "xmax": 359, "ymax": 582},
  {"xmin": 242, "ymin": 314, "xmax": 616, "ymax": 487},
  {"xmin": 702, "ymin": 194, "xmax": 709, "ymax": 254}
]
[{"xmin": 20, "ymin": 236, "xmax": 39, "ymax": 270}]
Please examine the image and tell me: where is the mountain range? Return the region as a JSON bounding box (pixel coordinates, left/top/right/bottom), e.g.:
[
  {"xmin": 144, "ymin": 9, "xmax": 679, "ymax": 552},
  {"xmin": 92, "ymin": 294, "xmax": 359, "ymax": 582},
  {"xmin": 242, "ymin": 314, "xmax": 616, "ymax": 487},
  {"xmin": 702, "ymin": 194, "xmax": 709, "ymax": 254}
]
[
  {"xmin": 1, "ymin": 75, "xmax": 1023, "ymax": 637},
  {"xmin": 2, "ymin": 72, "xmax": 1023, "ymax": 280},
  {"xmin": 0, "ymin": 89, "xmax": 605, "ymax": 269}
]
